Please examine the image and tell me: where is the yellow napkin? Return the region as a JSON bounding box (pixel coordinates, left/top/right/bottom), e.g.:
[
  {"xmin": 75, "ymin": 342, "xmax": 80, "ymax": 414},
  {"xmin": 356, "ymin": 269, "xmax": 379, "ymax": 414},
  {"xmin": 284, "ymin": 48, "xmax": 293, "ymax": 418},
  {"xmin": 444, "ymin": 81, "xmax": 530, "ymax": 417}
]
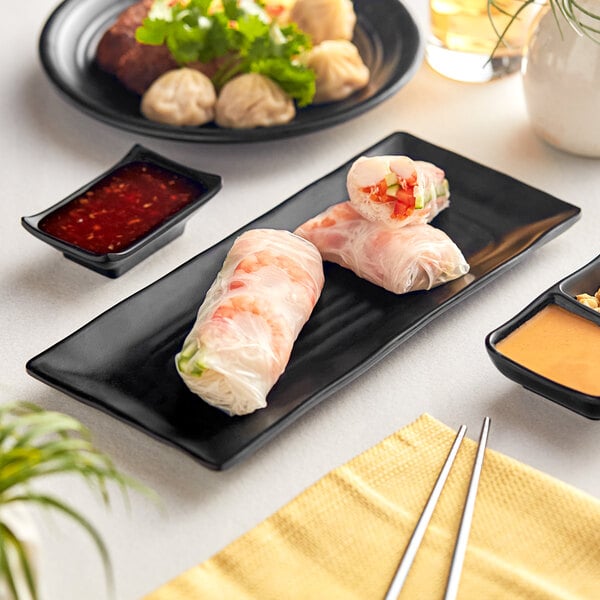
[{"xmin": 145, "ymin": 414, "xmax": 600, "ymax": 599}]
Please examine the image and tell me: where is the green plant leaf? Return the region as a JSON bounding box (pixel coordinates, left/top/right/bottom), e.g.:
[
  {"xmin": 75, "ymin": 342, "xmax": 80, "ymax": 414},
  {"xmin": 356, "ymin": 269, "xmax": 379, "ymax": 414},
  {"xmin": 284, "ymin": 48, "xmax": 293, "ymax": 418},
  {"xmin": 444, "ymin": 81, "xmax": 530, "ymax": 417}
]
[
  {"xmin": 6, "ymin": 493, "xmax": 113, "ymax": 597},
  {"xmin": 0, "ymin": 521, "xmax": 37, "ymax": 600},
  {"xmin": 0, "ymin": 402, "xmax": 159, "ymax": 599},
  {"xmin": 0, "ymin": 526, "xmax": 20, "ymax": 600},
  {"xmin": 487, "ymin": 0, "xmax": 600, "ymax": 56}
]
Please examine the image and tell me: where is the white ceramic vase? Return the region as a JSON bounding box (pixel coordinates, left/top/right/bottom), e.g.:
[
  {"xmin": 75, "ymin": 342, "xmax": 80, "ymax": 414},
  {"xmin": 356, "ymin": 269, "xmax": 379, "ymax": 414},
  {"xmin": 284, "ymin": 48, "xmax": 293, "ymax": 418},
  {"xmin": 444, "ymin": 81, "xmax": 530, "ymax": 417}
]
[
  {"xmin": 522, "ymin": 2, "xmax": 600, "ymax": 157},
  {"xmin": 0, "ymin": 503, "xmax": 41, "ymax": 600}
]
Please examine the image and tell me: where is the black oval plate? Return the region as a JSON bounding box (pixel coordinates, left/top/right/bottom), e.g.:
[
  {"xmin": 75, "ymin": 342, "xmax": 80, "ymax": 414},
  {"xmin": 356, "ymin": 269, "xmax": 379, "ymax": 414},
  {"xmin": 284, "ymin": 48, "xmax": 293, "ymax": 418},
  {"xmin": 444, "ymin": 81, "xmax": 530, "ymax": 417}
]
[
  {"xmin": 26, "ymin": 133, "xmax": 581, "ymax": 471},
  {"xmin": 38, "ymin": 0, "xmax": 423, "ymax": 143}
]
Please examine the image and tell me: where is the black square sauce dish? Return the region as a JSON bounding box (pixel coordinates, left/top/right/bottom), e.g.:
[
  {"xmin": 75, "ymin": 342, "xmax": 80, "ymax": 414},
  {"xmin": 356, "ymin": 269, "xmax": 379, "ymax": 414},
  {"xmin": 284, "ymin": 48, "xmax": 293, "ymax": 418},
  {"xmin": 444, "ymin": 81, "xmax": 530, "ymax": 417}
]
[
  {"xmin": 486, "ymin": 254, "xmax": 600, "ymax": 419},
  {"xmin": 21, "ymin": 145, "xmax": 222, "ymax": 277}
]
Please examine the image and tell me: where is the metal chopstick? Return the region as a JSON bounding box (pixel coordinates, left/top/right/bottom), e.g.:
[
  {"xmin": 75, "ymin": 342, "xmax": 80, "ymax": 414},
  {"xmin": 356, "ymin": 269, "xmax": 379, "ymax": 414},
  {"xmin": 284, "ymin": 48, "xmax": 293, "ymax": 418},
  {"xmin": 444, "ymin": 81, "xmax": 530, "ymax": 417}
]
[
  {"xmin": 443, "ymin": 416, "xmax": 491, "ymax": 600},
  {"xmin": 383, "ymin": 424, "xmax": 468, "ymax": 600}
]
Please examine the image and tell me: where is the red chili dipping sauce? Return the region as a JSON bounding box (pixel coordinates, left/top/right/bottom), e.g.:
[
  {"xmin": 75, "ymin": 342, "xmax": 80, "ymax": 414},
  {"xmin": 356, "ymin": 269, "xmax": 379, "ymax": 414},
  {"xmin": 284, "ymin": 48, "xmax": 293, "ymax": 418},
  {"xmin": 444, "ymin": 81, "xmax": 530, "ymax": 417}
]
[{"xmin": 39, "ymin": 162, "xmax": 204, "ymax": 254}]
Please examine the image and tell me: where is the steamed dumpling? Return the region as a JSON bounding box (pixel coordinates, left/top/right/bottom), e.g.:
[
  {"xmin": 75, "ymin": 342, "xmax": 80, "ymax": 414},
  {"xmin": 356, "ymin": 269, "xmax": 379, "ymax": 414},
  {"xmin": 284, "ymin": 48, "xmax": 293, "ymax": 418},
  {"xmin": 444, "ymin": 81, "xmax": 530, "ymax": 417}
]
[
  {"xmin": 264, "ymin": 0, "xmax": 296, "ymax": 24},
  {"xmin": 215, "ymin": 73, "xmax": 296, "ymax": 129},
  {"xmin": 289, "ymin": 0, "xmax": 356, "ymax": 45},
  {"xmin": 306, "ymin": 40, "xmax": 369, "ymax": 103},
  {"xmin": 141, "ymin": 68, "xmax": 216, "ymax": 126}
]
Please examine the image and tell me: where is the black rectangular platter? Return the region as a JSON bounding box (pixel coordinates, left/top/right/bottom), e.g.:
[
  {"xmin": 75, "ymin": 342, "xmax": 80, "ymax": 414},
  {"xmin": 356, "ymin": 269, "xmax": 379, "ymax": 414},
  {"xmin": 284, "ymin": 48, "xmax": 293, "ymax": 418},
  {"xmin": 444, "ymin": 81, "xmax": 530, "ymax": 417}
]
[{"xmin": 26, "ymin": 133, "xmax": 581, "ymax": 470}]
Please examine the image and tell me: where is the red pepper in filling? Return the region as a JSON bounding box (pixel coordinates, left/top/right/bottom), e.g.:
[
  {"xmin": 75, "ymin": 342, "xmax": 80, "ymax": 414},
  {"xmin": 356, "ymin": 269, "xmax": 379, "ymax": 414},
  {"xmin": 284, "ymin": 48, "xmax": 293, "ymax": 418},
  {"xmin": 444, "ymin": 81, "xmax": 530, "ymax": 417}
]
[{"xmin": 360, "ymin": 173, "xmax": 418, "ymax": 220}]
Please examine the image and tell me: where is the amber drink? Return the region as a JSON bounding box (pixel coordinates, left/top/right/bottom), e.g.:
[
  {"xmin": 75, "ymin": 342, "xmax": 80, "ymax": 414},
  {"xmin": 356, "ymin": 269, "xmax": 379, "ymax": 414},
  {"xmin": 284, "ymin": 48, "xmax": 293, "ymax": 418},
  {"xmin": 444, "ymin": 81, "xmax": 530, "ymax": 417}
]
[{"xmin": 427, "ymin": 0, "xmax": 538, "ymax": 82}]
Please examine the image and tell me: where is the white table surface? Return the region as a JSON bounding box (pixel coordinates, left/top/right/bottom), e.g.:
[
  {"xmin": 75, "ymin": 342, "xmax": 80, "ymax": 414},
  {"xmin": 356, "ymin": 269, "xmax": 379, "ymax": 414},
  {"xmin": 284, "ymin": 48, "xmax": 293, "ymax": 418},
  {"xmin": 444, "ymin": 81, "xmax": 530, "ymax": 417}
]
[{"xmin": 2, "ymin": 1, "xmax": 599, "ymax": 598}]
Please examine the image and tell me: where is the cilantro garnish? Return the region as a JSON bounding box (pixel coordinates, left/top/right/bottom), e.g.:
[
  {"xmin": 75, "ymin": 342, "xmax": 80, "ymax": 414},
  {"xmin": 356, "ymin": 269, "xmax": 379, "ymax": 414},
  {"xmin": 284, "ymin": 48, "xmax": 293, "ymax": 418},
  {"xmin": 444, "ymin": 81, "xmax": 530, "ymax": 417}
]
[{"xmin": 135, "ymin": 0, "xmax": 316, "ymax": 107}]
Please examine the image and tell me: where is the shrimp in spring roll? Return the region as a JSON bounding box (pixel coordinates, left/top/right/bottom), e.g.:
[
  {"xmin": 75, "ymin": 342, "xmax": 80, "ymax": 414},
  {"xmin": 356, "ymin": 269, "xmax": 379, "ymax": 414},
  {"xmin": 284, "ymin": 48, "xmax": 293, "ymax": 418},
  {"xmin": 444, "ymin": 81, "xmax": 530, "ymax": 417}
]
[
  {"xmin": 176, "ymin": 229, "xmax": 325, "ymax": 416},
  {"xmin": 347, "ymin": 155, "xmax": 450, "ymax": 226},
  {"xmin": 295, "ymin": 202, "xmax": 469, "ymax": 294}
]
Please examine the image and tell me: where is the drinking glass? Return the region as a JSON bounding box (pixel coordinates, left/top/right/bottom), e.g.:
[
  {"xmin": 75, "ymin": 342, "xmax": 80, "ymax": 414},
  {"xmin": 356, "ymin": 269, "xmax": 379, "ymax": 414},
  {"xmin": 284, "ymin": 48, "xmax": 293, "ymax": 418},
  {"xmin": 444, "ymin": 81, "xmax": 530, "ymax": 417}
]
[{"xmin": 426, "ymin": 0, "xmax": 538, "ymax": 83}]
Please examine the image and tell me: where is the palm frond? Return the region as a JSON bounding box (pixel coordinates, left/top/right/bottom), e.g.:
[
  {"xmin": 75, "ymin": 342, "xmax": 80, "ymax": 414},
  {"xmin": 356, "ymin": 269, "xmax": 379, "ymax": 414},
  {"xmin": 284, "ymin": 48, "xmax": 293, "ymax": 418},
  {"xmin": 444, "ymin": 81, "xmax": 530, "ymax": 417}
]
[
  {"xmin": 488, "ymin": 0, "xmax": 540, "ymax": 57},
  {"xmin": 0, "ymin": 402, "xmax": 158, "ymax": 600},
  {"xmin": 0, "ymin": 521, "xmax": 38, "ymax": 600},
  {"xmin": 5, "ymin": 493, "xmax": 114, "ymax": 596},
  {"xmin": 487, "ymin": 0, "xmax": 600, "ymax": 57},
  {"xmin": 0, "ymin": 403, "xmax": 150, "ymax": 503},
  {"xmin": 0, "ymin": 524, "xmax": 20, "ymax": 600},
  {"xmin": 569, "ymin": 0, "xmax": 600, "ymax": 35}
]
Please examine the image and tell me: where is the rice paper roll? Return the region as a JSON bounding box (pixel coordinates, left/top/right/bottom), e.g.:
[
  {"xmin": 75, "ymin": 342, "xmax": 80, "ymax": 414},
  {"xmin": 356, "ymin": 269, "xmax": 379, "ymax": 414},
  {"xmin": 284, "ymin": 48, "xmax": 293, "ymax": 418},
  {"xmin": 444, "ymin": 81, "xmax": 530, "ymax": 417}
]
[
  {"xmin": 347, "ymin": 155, "xmax": 450, "ymax": 226},
  {"xmin": 176, "ymin": 229, "xmax": 325, "ymax": 416},
  {"xmin": 295, "ymin": 202, "xmax": 469, "ymax": 294}
]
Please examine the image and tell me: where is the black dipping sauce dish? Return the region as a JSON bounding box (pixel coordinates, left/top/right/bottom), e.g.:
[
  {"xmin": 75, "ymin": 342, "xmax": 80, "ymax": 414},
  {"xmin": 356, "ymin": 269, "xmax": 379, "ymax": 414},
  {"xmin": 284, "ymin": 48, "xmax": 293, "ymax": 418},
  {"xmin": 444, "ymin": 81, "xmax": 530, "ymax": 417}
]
[
  {"xmin": 485, "ymin": 254, "xmax": 600, "ymax": 419},
  {"xmin": 22, "ymin": 145, "xmax": 222, "ymax": 277}
]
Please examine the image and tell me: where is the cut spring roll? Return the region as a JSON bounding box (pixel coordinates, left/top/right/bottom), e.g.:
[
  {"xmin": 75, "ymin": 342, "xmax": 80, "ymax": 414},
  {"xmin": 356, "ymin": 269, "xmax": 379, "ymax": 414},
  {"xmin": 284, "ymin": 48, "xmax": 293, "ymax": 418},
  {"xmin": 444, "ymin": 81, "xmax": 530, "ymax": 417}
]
[
  {"xmin": 295, "ymin": 202, "xmax": 469, "ymax": 294},
  {"xmin": 347, "ymin": 155, "xmax": 450, "ymax": 226},
  {"xmin": 176, "ymin": 229, "xmax": 325, "ymax": 416}
]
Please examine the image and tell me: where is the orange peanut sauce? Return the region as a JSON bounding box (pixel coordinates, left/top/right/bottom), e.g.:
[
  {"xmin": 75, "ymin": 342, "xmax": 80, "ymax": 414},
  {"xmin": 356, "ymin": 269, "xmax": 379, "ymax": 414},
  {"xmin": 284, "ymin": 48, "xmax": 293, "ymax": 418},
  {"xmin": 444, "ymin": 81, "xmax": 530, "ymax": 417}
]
[{"xmin": 496, "ymin": 304, "xmax": 600, "ymax": 396}]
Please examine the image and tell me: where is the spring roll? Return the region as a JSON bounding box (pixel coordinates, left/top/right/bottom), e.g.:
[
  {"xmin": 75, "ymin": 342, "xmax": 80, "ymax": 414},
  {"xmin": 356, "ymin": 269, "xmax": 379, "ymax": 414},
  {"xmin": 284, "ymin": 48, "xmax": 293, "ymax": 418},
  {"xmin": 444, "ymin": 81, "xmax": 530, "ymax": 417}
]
[
  {"xmin": 176, "ymin": 229, "xmax": 325, "ymax": 416},
  {"xmin": 347, "ymin": 155, "xmax": 450, "ymax": 226},
  {"xmin": 295, "ymin": 202, "xmax": 469, "ymax": 294}
]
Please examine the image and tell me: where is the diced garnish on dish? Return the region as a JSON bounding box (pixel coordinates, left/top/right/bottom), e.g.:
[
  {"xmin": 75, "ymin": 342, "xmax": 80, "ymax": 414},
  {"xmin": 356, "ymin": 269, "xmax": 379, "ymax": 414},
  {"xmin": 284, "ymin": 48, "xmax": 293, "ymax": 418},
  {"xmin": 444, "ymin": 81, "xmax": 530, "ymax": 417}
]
[{"xmin": 347, "ymin": 155, "xmax": 450, "ymax": 226}]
